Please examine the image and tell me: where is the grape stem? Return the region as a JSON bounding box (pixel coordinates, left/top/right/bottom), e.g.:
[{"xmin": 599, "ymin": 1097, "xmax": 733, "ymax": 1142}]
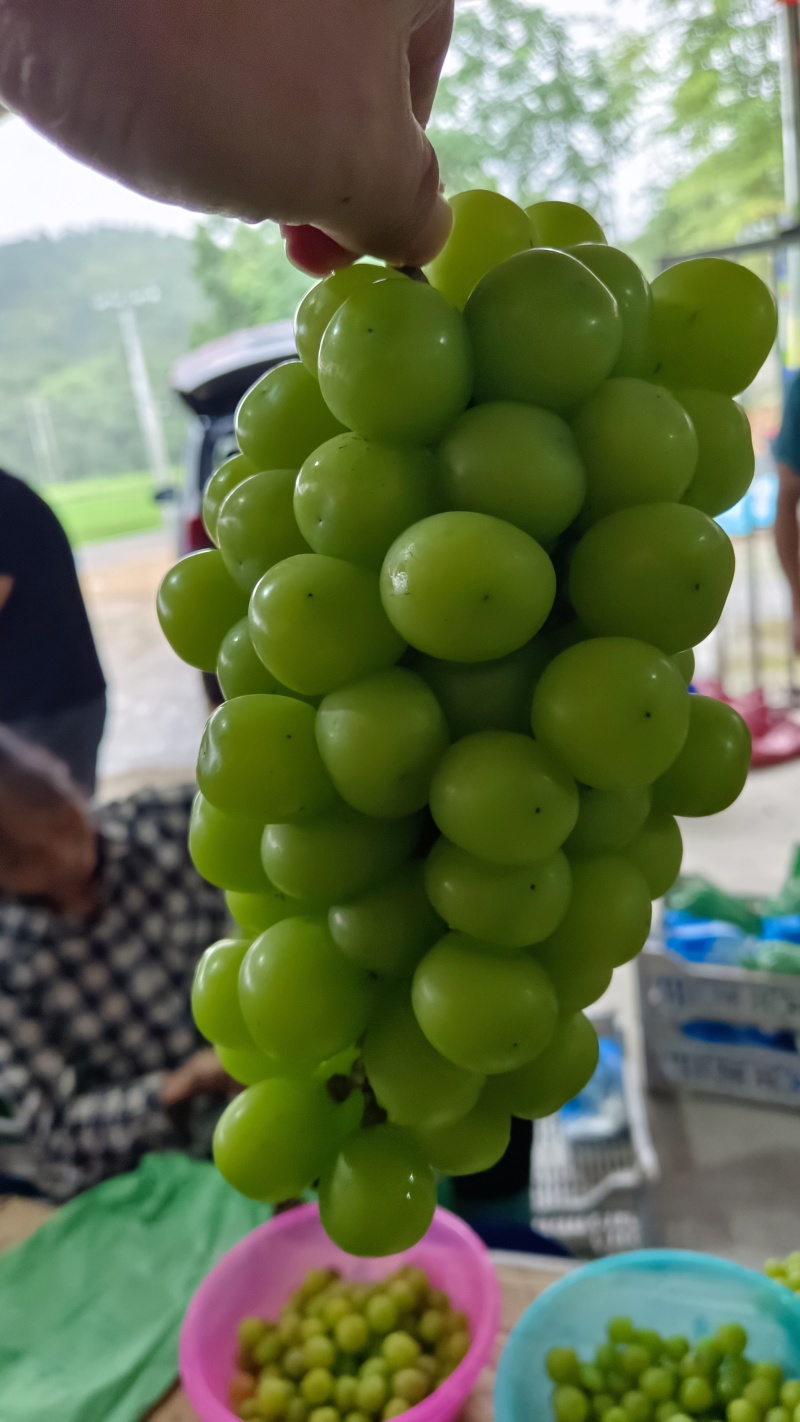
[
  {"xmin": 325, "ymin": 1057, "xmax": 387, "ymax": 1128},
  {"xmin": 397, "ymin": 266, "xmax": 428, "ymax": 284}
]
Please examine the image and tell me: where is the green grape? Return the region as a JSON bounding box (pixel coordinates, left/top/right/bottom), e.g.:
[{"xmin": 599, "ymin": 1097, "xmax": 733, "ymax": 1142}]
[
  {"xmin": 262, "ymin": 806, "xmax": 418, "ymax": 903},
  {"xmin": 754, "ymin": 1365, "xmax": 784, "ymax": 1391},
  {"xmin": 202, "ymin": 453, "xmax": 254, "ymax": 544},
  {"xmin": 363, "ymin": 992, "xmax": 484, "ymax": 1130},
  {"xmin": 534, "ymin": 854, "xmax": 652, "ymax": 976},
  {"xmin": 217, "ymin": 619, "xmax": 288, "ymax": 700},
  {"xmin": 744, "ymin": 1379, "xmax": 779, "ymax": 1412},
  {"xmin": 532, "ymin": 638, "xmax": 690, "ymax": 789},
  {"xmin": 295, "ymin": 434, "xmax": 438, "ymax": 571},
  {"xmin": 157, "ymin": 550, "xmax": 248, "ymax": 672},
  {"xmin": 465, "ymin": 248, "xmax": 621, "ymax": 412},
  {"xmin": 527, "ymin": 200, "xmax": 606, "ymax": 247},
  {"xmin": 412, "ymin": 931, "xmax": 558, "ymax": 1074},
  {"xmin": 572, "ymin": 379, "xmax": 697, "ymax": 523},
  {"xmin": 393, "ymin": 1369, "xmax": 428, "ymax": 1404},
  {"xmin": 215, "ymin": 1041, "xmax": 282, "ymax": 1086},
  {"xmin": 235, "ymin": 361, "xmax": 344, "ymax": 469},
  {"xmin": 623, "ymin": 1392, "xmax": 651, "ymax": 1422},
  {"xmin": 672, "ymin": 650, "xmax": 695, "ymax": 687},
  {"xmin": 484, "ymin": 1012, "xmax": 599, "ymax": 1120},
  {"xmin": 318, "ymin": 278, "xmax": 472, "ymax": 445},
  {"xmin": 568, "ymin": 245, "xmax": 653, "ymax": 379},
  {"xmin": 336, "ymin": 1314, "xmax": 369, "ymax": 1355},
  {"xmin": 547, "ymin": 1350, "xmax": 582, "ymax": 1386},
  {"xmin": 570, "ymin": 503, "xmax": 735, "ymax": 655},
  {"xmin": 727, "ymin": 1403, "xmax": 760, "ymax": 1422},
  {"xmin": 715, "ymin": 1323, "xmax": 748, "ymax": 1357},
  {"xmin": 319, "ymin": 1124, "xmax": 436, "ymax": 1257},
  {"xmin": 566, "ymin": 785, "xmax": 652, "ymax": 855},
  {"xmin": 192, "ymin": 937, "xmax": 252, "ymax": 1049},
  {"xmin": 675, "ymin": 390, "xmax": 756, "ymax": 518},
  {"xmin": 625, "ymin": 811, "xmax": 683, "ymax": 900},
  {"xmin": 766, "ymin": 1410, "xmax": 791, "ymax": 1422},
  {"xmin": 429, "ymin": 730, "xmax": 579, "ymax": 866},
  {"xmin": 641, "ymin": 1370, "xmax": 676, "ymax": 1403},
  {"xmin": 782, "ymin": 1384, "xmax": 800, "ymax": 1410},
  {"xmin": 213, "ymin": 1076, "xmax": 361, "ymax": 1202},
  {"xmin": 413, "ymin": 1088, "xmax": 511, "ymax": 1175},
  {"xmin": 380, "ymin": 511, "xmax": 555, "ymax": 662},
  {"xmin": 412, "ymin": 641, "xmax": 550, "ymax": 740},
  {"xmin": 437, "ymin": 402, "xmax": 586, "ymax": 546},
  {"xmin": 545, "ymin": 959, "xmax": 613, "ymax": 1015},
  {"xmin": 605, "ymin": 1410, "xmax": 631, "ymax": 1422},
  {"xmin": 250, "ymin": 553, "xmax": 405, "ymax": 696},
  {"xmin": 295, "ymin": 265, "xmax": 401, "ymax": 373},
  {"xmin": 217, "ymin": 470, "xmax": 308, "ymax": 593},
  {"xmin": 653, "ymin": 695, "xmax": 751, "ymax": 817},
  {"xmin": 226, "ymin": 883, "xmax": 319, "ymax": 936},
  {"xmin": 425, "ymin": 838, "xmax": 572, "ymax": 949},
  {"xmin": 197, "ymin": 694, "xmax": 333, "ymax": 820},
  {"xmin": 609, "ymin": 1320, "xmax": 637, "ymax": 1345},
  {"xmin": 189, "ymin": 792, "xmax": 269, "ymax": 893},
  {"xmin": 651, "ymin": 258, "xmax": 777, "ymax": 397},
  {"xmin": 328, "ymin": 862, "xmax": 443, "ymax": 979},
  {"xmin": 383, "ymin": 1334, "xmax": 420, "ymax": 1370},
  {"xmin": 623, "ymin": 1345, "xmax": 653, "ymax": 1378},
  {"xmin": 240, "ymin": 916, "xmax": 375, "ymax": 1065},
  {"xmin": 302, "ymin": 1371, "xmax": 335, "ymax": 1406},
  {"xmin": 551, "ymin": 1384, "xmax": 591, "ymax": 1422},
  {"xmin": 316, "ymin": 668, "xmax": 449, "ymax": 818},
  {"xmin": 425, "ymin": 189, "xmax": 533, "ymax": 309},
  {"xmin": 655, "ymin": 1406, "xmax": 682, "ymax": 1422}
]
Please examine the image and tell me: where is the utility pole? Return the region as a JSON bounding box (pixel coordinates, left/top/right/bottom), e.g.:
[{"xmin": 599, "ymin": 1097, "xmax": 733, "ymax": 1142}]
[
  {"xmin": 25, "ymin": 393, "xmax": 62, "ymax": 484},
  {"xmin": 92, "ymin": 285, "xmax": 172, "ymax": 494},
  {"xmin": 779, "ymin": 0, "xmax": 800, "ymax": 376}
]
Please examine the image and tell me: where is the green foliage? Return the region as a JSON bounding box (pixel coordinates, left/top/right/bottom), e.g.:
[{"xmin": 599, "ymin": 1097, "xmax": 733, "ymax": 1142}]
[
  {"xmin": 636, "ymin": 0, "xmax": 783, "ymax": 262},
  {"xmin": 192, "ymin": 218, "xmax": 313, "ymax": 344},
  {"xmin": 0, "ymin": 228, "xmax": 202, "ymax": 483}
]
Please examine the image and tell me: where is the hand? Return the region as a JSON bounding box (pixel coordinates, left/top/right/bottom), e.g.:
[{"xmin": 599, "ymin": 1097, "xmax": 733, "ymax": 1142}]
[
  {"xmin": 161, "ymin": 1049, "xmax": 238, "ymax": 1108},
  {"xmin": 0, "ymin": 0, "xmax": 453, "ymax": 267}
]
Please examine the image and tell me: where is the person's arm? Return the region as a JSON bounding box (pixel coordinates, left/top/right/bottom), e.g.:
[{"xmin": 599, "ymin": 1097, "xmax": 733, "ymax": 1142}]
[
  {"xmin": 0, "ymin": 0, "xmax": 453, "ymax": 267},
  {"xmin": 775, "ymin": 463, "xmax": 800, "ymax": 653}
]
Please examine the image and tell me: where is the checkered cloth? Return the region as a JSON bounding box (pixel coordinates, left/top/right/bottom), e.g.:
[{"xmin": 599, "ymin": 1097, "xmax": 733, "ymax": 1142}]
[{"xmin": 0, "ymin": 785, "xmax": 227, "ymax": 1200}]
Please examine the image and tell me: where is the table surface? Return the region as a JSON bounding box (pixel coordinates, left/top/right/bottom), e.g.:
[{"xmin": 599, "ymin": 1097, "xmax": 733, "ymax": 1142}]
[{"xmin": 0, "ymin": 1197, "xmax": 570, "ymax": 1422}]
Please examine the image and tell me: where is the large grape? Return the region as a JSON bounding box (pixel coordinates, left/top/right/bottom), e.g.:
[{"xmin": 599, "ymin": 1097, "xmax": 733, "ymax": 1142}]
[
  {"xmin": 294, "ymin": 264, "xmax": 401, "ymax": 372},
  {"xmin": 217, "ymin": 470, "xmax": 308, "ymax": 593},
  {"xmin": 412, "ymin": 932, "xmax": 558, "ymax": 1074},
  {"xmin": 217, "ymin": 619, "xmax": 287, "ymax": 700},
  {"xmin": 568, "ymin": 503, "xmax": 735, "ymax": 654},
  {"xmin": 426, "ymin": 189, "xmax": 533, "ymax": 309},
  {"xmin": 250, "ymin": 553, "xmax": 405, "ymax": 695},
  {"xmin": 214, "ymin": 1077, "xmax": 361, "ymax": 1203},
  {"xmin": 328, "ymin": 862, "xmax": 443, "ymax": 979},
  {"xmin": 652, "ymin": 694, "xmax": 751, "ymax": 817},
  {"xmin": 197, "ymin": 694, "xmax": 333, "ymax": 820},
  {"xmin": 675, "ymin": 389, "xmax": 756, "ymax": 517},
  {"xmin": 651, "ymin": 257, "xmax": 777, "ymax": 396},
  {"xmin": 381, "ymin": 512, "xmax": 556, "ymax": 662},
  {"xmin": 318, "ymin": 278, "xmax": 472, "ymax": 444},
  {"xmin": 527, "ymin": 201, "xmax": 606, "ymax": 247},
  {"xmin": 438, "ymin": 402, "xmax": 586, "ymax": 545},
  {"xmin": 191, "ymin": 938, "xmax": 252, "ymax": 1049},
  {"xmin": 534, "ymin": 854, "xmax": 652, "ymax": 975},
  {"xmin": 413, "ymin": 640, "xmax": 550, "ymax": 739},
  {"xmin": 363, "ymin": 994, "xmax": 484, "ymax": 1130},
  {"xmin": 429, "ymin": 731, "xmax": 579, "ymax": 866},
  {"xmin": 425, "ymin": 838, "xmax": 572, "ymax": 949},
  {"xmin": 188, "ymin": 793, "xmax": 269, "ymax": 893},
  {"xmin": 465, "ymin": 248, "xmax": 621, "ymax": 411},
  {"xmin": 239, "ymin": 917, "xmax": 376, "ymax": 1065},
  {"xmin": 319, "ymin": 1125, "xmax": 436, "ymax": 1257},
  {"xmin": 261, "ymin": 805, "xmax": 419, "ymax": 902},
  {"xmin": 294, "ymin": 434, "xmax": 437, "ymax": 570},
  {"xmin": 572, "ymin": 379, "xmax": 697, "ymax": 523},
  {"xmin": 625, "ymin": 810, "xmax": 684, "ymax": 899},
  {"xmin": 316, "ymin": 668, "xmax": 449, "ymax": 818},
  {"xmin": 566, "ymin": 785, "xmax": 652, "ymax": 855},
  {"xmin": 235, "ymin": 361, "xmax": 343, "ymax": 469},
  {"xmin": 157, "ymin": 550, "xmax": 248, "ymax": 672},
  {"xmin": 532, "ymin": 638, "xmax": 690, "ymax": 788},
  {"xmin": 413, "ymin": 1091, "xmax": 511, "ymax": 1176},
  {"xmin": 486, "ymin": 1012, "xmax": 600, "ymax": 1120},
  {"xmin": 568, "ymin": 245, "xmax": 653, "ymax": 379},
  {"xmin": 226, "ymin": 883, "xmax": 319, "ymax": 936},
  {"xmin": 202, "ymin": 453, "xmax": 254, "ymax": 545}
]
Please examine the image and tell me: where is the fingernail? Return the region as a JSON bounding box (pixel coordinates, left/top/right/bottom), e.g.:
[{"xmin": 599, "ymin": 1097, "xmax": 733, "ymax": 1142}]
[{"xmin": 281, "ymin": 224, "xmax": 356, "ymax": 276}]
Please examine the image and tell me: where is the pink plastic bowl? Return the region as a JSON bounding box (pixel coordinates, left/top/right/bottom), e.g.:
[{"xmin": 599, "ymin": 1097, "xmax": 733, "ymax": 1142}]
[{"xmin": 180, "ymin": 1202, "xmax": 501, "ymax": 1422}]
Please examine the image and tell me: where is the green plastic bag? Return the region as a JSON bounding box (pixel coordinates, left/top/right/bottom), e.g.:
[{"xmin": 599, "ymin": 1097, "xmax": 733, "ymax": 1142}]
[
  {"xmin": 763, "ymin": 844, "xmax": 800, "ymax": 917},
  {"xmin": 665, "ymin": 874, "xmax": 762, "ymax": 936},
  {"xmin": 0, "ymin": 1153, "xmax": 269, "ymax": 1422}
]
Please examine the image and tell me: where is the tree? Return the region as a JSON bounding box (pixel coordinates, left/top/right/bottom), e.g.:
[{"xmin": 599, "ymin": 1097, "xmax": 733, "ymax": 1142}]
[
  {"xmin": 636, "ymin": 0, "xmax": 783, "ymax": 262},
  {"xmin": 192, "ymin": 0, "xmax": 640, "ymax": 340}
]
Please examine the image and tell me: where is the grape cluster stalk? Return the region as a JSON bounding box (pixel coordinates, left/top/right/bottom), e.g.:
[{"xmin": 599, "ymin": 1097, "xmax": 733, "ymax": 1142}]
[{"xmin": 158, "ymin": 192, "xmax": 777, "ymax": 1257}]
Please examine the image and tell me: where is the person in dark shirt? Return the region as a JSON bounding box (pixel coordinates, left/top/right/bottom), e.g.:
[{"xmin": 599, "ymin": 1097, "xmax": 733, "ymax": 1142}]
[
  {"xmin": 0, "ymin": 726, "xmax": 231, "ymax": 1200},
  {"xmin": 0, "ymin": 469, "xmax": 106, "ymax": 794}
]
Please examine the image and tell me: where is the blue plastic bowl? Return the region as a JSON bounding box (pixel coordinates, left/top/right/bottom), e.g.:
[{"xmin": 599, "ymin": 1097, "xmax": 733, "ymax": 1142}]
[{"xmin": 494, "ymin": 1249, "xmax": 800, "ymax": 1422}]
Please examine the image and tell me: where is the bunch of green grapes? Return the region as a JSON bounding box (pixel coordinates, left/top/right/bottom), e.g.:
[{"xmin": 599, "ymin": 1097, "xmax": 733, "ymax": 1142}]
[
  {"xmin": 229, "ymin": 1264, "xmax": 469, "ymax": 1421},
  {"xmin": 765, "ymin": 1254, "xmax": 800, "ymax": 1295},
  {"xmin": 547, "ymin": 1316, "xmax": 800, "ymax": 1422},
  {"xmin": 158, "ymin": 190, "xmax": 774, "ymax": 1257}
]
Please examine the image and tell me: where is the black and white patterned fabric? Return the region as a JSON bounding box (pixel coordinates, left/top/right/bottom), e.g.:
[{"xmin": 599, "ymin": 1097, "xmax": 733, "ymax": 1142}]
[{"xmin": 0, "ymin": 785, "xmax": 227, "ymax": 1200}]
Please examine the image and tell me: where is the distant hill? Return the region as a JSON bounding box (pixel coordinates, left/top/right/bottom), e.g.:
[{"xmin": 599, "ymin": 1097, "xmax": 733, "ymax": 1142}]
[{"xmin": 0, "ymin": 228, "xmax": 206, "ymax": 483}]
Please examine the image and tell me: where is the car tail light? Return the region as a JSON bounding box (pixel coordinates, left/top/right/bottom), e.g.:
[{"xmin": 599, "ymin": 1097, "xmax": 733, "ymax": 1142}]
[{"xmin": 186, "ymin": 514, "xmax": 212, "ymax": 552}]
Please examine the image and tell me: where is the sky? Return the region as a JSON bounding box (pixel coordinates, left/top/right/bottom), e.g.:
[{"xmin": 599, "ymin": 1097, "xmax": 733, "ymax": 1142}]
[{"xmin": 0, "ymin": 0, "xmax": 650, "ymax": 248}]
